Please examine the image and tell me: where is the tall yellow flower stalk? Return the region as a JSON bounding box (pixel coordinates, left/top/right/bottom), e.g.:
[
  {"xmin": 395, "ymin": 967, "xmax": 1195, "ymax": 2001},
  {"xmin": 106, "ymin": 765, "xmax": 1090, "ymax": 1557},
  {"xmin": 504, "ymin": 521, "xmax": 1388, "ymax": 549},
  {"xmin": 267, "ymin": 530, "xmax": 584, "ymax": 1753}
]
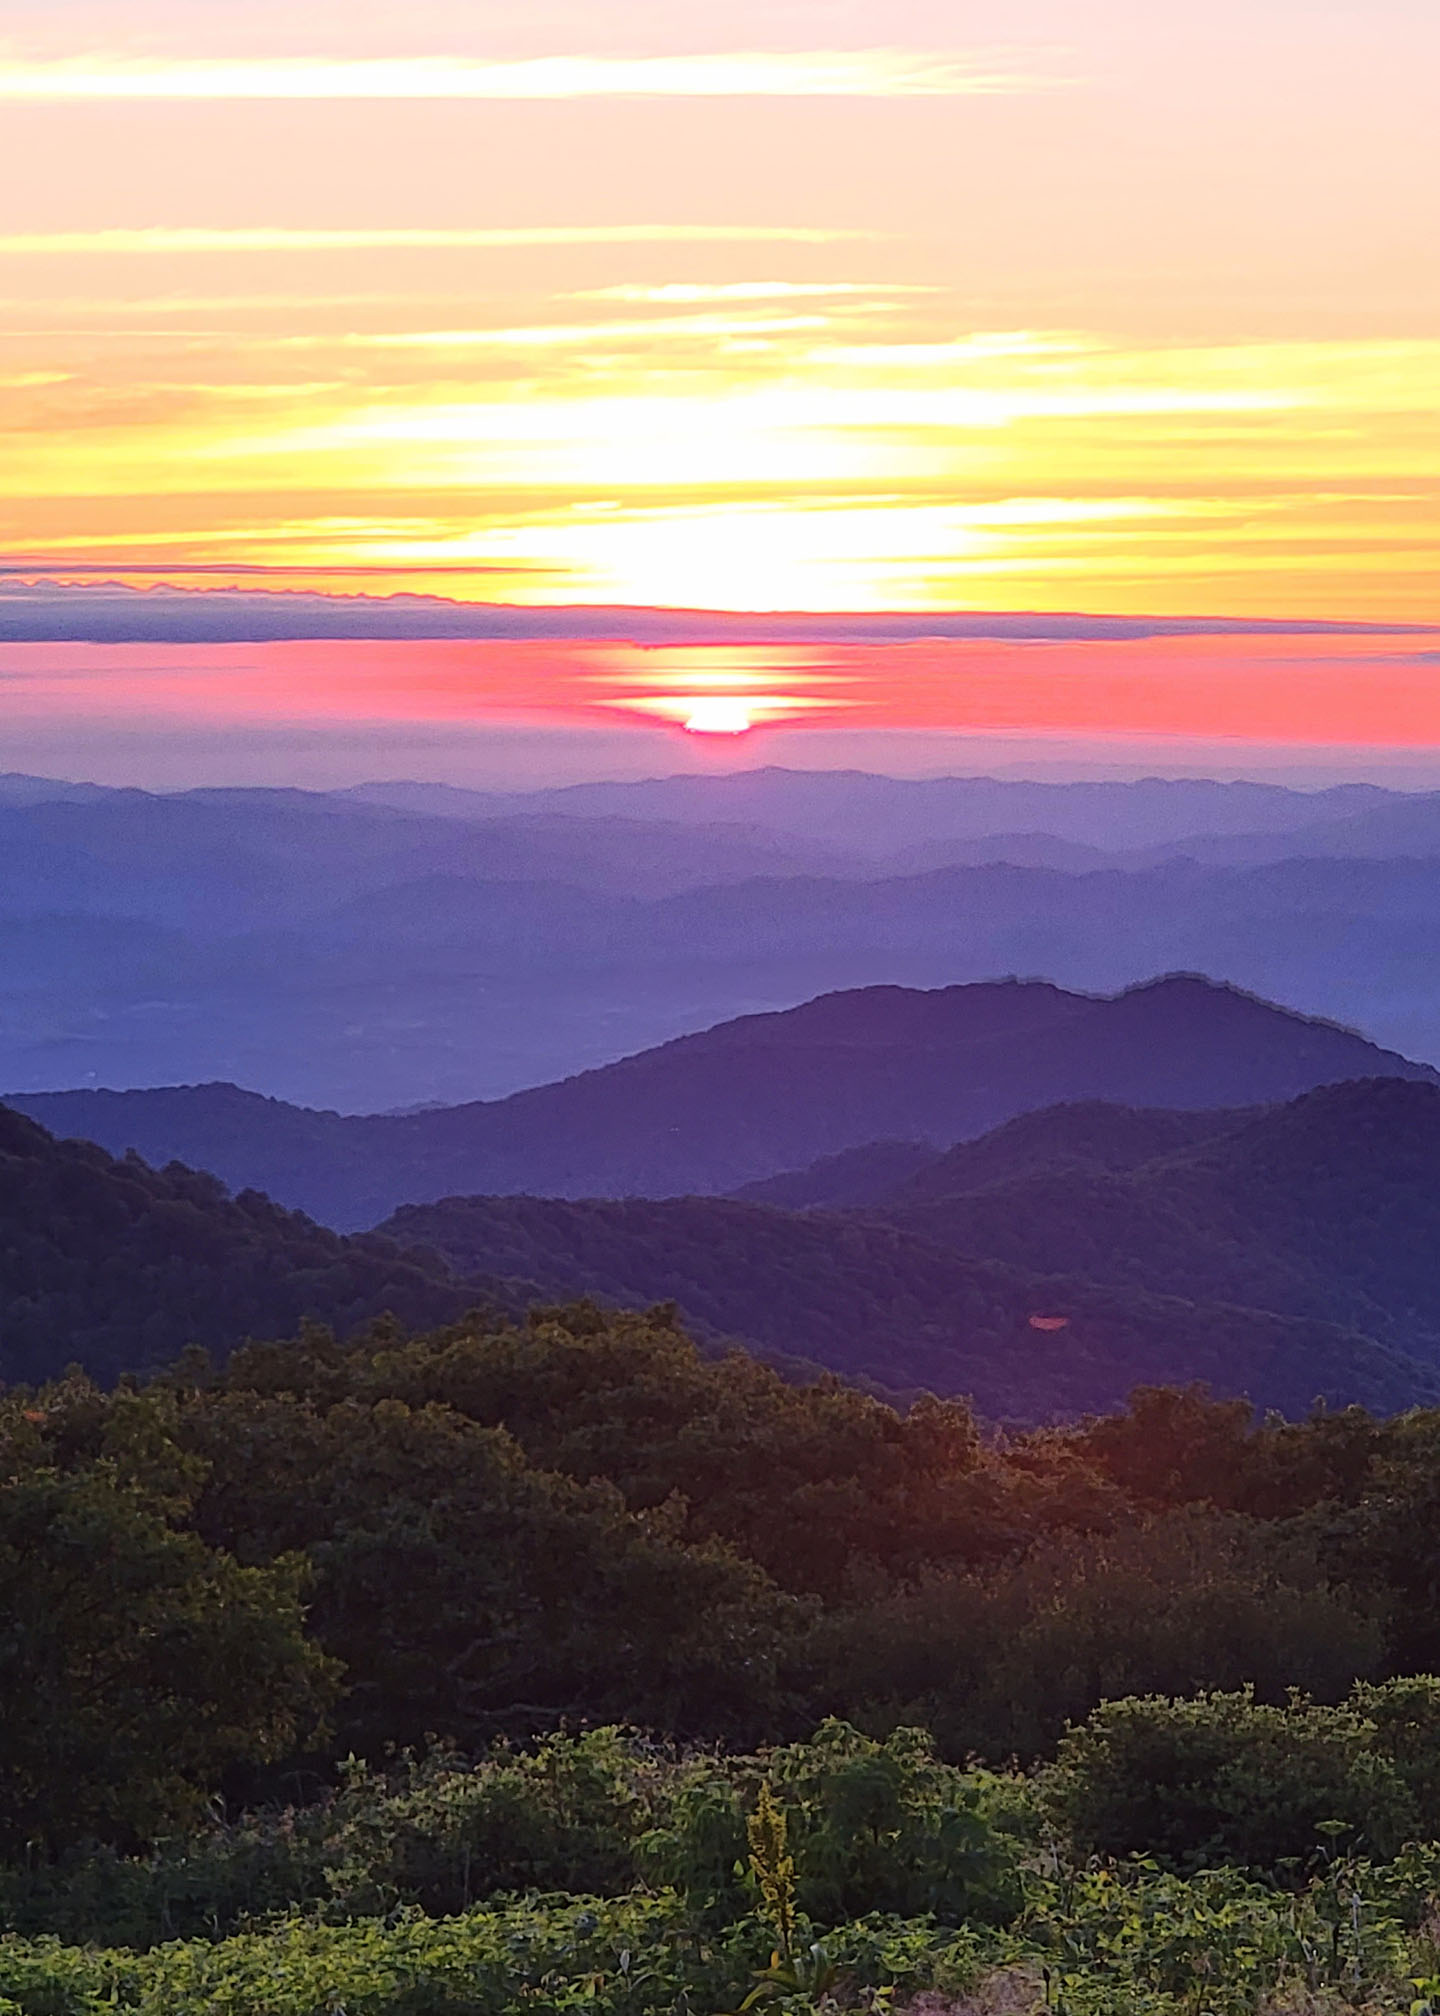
[{"xmin": 747, "ymin": 1781, "xmax": 798, "ymax": 1964}]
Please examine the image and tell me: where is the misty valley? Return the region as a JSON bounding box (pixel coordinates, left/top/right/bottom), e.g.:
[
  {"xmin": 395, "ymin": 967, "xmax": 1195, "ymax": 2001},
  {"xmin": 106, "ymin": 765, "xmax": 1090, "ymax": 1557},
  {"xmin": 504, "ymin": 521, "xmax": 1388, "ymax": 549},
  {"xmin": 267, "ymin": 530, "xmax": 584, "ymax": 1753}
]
[{"xmin": 6, "ymin": 767, "xmax": 1440, "ymax": 1110}]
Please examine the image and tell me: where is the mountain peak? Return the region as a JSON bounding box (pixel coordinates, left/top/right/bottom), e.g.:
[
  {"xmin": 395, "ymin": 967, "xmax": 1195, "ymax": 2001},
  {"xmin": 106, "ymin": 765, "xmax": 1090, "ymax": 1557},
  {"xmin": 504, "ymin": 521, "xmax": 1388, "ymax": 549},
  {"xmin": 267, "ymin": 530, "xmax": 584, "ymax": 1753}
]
[{"xmin": 10, "ymin": 973, "xmax": 1429, "ymax": 1229}]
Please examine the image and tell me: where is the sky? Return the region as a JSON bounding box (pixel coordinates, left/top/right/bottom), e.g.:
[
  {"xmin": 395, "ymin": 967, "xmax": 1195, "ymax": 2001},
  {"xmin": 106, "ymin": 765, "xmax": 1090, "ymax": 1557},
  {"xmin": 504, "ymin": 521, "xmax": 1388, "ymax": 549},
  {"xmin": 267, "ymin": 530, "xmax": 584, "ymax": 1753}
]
[{"xmin": 1, "ymin": 0, "xmax": 1438, "ymax": 783}]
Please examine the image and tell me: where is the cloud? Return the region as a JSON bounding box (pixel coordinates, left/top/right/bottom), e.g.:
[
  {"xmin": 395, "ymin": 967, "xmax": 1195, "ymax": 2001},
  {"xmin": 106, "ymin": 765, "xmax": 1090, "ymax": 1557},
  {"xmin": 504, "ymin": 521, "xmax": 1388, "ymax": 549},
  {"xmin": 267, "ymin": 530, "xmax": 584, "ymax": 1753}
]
[
  {"xmin": 577, "ymin": 281, "xmax": 928, "ymax": 304},
  {"xmin": 0, "ymin": 49, "xmax": 1062, "ymax": 101},
  {"xmin": 284, "ymin": 312, "xmax": 838, "ymax": 352},
  {"xmin": 0, "ymin": 224, "xmax": 859, "ymax": 257},
  {"xmin": 0, "ymin": 581, "xmax": 1432, "ymax": 646}
]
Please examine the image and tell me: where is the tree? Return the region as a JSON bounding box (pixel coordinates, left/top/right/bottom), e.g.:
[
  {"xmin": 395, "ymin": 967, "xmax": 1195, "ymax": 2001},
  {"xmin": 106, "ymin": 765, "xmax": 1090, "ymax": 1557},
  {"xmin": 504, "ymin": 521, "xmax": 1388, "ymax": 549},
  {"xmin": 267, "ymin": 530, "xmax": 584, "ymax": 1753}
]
[
  {"xmin": 178, "ymin": 1386, "xmax": 804, "ymax": 1752},
  {"xmin": 0, "ymin": 1408, "xmax": 336, "ymax": 1853}
]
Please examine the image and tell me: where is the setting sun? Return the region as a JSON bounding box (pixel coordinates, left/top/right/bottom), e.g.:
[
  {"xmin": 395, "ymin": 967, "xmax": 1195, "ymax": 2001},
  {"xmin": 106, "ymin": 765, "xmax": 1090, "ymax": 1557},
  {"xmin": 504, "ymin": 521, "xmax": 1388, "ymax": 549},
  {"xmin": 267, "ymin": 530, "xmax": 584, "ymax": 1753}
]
[{"xmin": 683, "ymin": 697, "xmax": 753, "ymax": 735}]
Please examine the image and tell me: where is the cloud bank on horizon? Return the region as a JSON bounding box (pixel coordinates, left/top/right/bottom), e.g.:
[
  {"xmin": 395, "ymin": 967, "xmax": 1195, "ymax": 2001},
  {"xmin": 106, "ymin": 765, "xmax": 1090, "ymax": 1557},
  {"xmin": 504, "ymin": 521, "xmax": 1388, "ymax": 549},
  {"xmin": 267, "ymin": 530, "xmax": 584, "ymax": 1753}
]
[
  {"xmin": 8, "ymin": 582, "xmax": 1435, "ymax": 645},
  {"xmin": 0, "ymin": 0, "xmax": 1437, "ymax": 769}
]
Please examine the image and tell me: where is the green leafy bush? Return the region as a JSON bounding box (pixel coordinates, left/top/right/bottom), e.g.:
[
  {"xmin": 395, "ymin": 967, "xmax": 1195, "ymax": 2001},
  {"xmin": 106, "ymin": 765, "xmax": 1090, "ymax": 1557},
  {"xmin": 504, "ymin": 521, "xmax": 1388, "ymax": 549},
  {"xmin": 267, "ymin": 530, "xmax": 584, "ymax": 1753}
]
[
  {"xmin": 1044, "ymin": 1679, "xmax": 1440, "ymax": 1871},
  {"xmin": 0, "ymin": 1733, "xmax": 682, "ymax": 1949},
  {"xmin": 0, "ymin": 1892, "xmax": 729, "ymax": 2016},
  {"xmin": 768, "ymin": 1720, "xmax": 1023, "ymax": 1926},
  {"xmin": 10, "ymin": 1847, "xmax": 1440, "ymax": 2016},
  {"xmin": 0, "ymin": 1726, "xmax": 1023, "ymax": 1953},
  {"xmin": 639, "ymin": 1720, "xmax": 1024, "ymax": 1931},
  {"xmin": 805, "ymin": 1508, "xmax": 1384, "ymax": 1763}
]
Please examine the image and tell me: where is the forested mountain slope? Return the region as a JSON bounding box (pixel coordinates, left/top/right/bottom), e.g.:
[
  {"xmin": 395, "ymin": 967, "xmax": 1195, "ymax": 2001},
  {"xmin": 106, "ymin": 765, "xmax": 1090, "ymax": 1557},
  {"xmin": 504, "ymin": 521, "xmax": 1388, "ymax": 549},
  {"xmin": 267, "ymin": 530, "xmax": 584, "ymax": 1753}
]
[
  {"xmin": 4, "ymin": 1084, "xmax": 1422, "ymax": 1420},
  {"xmin": 732, "ymin": 1139, "xmax": 945, "ymax": 1208},
  {"xmin": 0, "ymin": 1105, "xmax": 499, "ymax": 1385},
  {"xmin": 874, "ymin": 1076, "xmax": 1440, "ymax": 1358},
  {"xmin": 381, "ymin": 1190, "xmax": 1436, "ymax": 1422},
  {"xmin": 884, "ymin": 1101, "xmax": 1257, "ymax": 1198},
  {"xmin": 731, "ymin": 1105, "xmax": 1250, "ymax": 1208},
  {"xmin": 12, "ymin": 975, "xmax": 1429, "ymax": 1228}
]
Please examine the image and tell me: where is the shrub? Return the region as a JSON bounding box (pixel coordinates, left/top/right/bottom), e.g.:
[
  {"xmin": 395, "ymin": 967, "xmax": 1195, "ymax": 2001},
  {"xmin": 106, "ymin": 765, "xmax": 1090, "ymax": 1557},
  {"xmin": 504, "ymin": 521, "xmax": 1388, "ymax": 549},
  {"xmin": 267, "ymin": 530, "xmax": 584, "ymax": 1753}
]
[
  {"xmin": 768, "ymin": 1719, "xmax": 1024, "ymax": 1926},
  {"xmin": 812, "ymin": 1509, "xmax": 1384, "ymax": 1763},
  {"xmin": 1044, "ymin": 1685, "xmax": 1418, "ymax": 1871},
  {"xmin": 637, "ymin": 1720, "xmax": 1023, "ymax": 1930},
  {"xmin": 0, "ymin": 1726, "xmax": 1024, "ymax": 1952}
]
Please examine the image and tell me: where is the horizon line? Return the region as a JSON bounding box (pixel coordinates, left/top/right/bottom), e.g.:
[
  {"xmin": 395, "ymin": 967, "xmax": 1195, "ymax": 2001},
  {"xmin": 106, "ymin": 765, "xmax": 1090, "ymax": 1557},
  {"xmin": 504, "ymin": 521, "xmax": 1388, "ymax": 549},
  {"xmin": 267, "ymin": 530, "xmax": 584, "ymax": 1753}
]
[{"xmin": 1, "ymin": 579, "xmax": 1436, "ymax": 644}]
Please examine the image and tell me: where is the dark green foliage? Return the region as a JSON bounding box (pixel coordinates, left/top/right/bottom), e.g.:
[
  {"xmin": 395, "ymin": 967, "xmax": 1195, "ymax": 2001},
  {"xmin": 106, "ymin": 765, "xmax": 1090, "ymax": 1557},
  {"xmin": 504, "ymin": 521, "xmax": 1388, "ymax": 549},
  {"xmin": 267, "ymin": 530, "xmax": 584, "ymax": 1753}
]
[
  {"xmin": 1044, "ymin": 1678, "xmax": 1440, "ymax": 1873},
  {"xmin": 25, "ymin": 1297, "xmax": 1440, "ymax": 1882},
  {"xmin": 0, "ymin": 1732, "xmax": 681, "ymax": 1946},
  {"xmin": 764, "ymin": 1719, "xmax": 1024, "ymax": 1926},
  {"xmin": 12, "ymin": 1751, "xmax": 1440, "ymax": 2015},
  {"xmin": 0, "ymin": 1889, "xmax": 741, "ymax": 2016},
  {"xmin": 0, "ymin": 1397, "xmax": 336, "ymax": 1854},
  {"xmin": 802, "ymin": 1509, "xmax": 1384, "ymax": 1762},
  {"xmin": 0, "ymin": 1106, "xmax": 506, "ymax": 1387},
  {"xmin": 219, "ymin": 1393, "xmax": 796, "ymax": 1754},
  {"xmin": 638, "ymin": 1719, "xmax": 1026, "ymax": 1933},
  {"xmin": 24, "ymin": 1297, "xmax": 1440, "ymax": 2012},
  {"xmin": 108, "ymin": 1372, "xmax": 801, "ymax": 1757},
  {"xmin": 13, "ymin": 1855, "xmax": 1440, "ymax": 2016},
  {"xmin": 218, "ymin": 1301, "xmax": 1041, "ymax": 1600}
]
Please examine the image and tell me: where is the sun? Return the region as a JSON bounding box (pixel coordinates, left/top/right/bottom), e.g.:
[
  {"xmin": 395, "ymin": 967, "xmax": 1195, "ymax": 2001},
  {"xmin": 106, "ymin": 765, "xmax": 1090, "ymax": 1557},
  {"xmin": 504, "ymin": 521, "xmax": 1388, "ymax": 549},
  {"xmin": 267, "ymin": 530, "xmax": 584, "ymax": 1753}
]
[{"xmin": 683, "ymin": 697, "xmax": 754, "ymax": 735}]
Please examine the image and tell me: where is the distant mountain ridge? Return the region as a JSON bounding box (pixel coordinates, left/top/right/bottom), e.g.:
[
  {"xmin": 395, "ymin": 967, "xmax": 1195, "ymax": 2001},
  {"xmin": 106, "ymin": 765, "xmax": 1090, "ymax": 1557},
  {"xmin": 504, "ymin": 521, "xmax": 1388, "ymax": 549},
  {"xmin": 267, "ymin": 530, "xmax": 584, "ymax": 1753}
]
[
  {"xmin": 364, "ymin": 767, "xmax": 1402, "ymax": 853},
  {"xmin": 10, "ymin": 975, "xmax": 1433, "ymax": 1230},
  {"xmin": 8, "ymin": 1012, "xmax": 1440, "ymax": 1424},
  {"xmin": 8, "ymin": 769, "xmax": 1440, "ymax": 1107},
  {"xmin": 373, "ymin": 1073, "xmax": 1440, "ymax": 1421}
]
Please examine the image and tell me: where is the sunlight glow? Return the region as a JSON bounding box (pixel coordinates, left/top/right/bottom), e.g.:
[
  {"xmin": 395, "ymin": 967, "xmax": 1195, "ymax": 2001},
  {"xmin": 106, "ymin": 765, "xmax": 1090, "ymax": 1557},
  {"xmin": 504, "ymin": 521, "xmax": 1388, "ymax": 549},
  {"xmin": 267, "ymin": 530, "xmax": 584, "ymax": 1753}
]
[
  {"xmin": 2, "ymin": 0, "xmax": 1438, "ymax": 757},
  {"xmin": 682, "ymin": 697, "xmax": 754, "ymax": 734}
]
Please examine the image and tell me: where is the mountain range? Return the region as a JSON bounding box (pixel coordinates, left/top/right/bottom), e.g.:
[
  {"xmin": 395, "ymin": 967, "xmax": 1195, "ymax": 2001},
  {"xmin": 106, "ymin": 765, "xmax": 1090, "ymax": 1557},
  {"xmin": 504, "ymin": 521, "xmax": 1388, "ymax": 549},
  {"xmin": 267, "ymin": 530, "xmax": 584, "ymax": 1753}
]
[
  {"xmin": 379, "ymin": 1180, "xmax": 1437, "ymax": 1425},
  {"xmin": 340, "ymin": 769, "xmax": 1403, "ymax": 853},
  {"xmin": 11, "ymin": 975, "xmax": 1429, "ymax": 1230},
  {"xmin": 870, "ymin": 1077, "xmax": 1440, "ymax": 1358},
  {"xmin": 9, "ymin": 971, "xmax": 1440, "ymax": 1421},
  {"xmin": 2, "ymin": 1068, "xmax": 1436, "ymax": 1426},
  {"xmin": 377, "ymin": 1073, "xmax": 1440, "ymax": 1421},
  {"xmin": 9, "ymin": 767, "xmax": 1440, "ymax": 1108}
]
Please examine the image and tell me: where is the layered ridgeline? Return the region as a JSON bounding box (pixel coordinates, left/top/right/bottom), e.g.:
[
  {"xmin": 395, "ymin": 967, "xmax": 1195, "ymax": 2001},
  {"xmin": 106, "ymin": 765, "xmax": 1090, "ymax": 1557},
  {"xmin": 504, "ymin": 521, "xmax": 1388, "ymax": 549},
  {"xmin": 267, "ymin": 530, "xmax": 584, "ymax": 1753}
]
[
  {"xmin": 870, "ymin": 1077, "xmax": 1440, "ymax": 1358},
  {"xmin": 0, "ymin": 1087, "xmax": 1419, "ymax": 1419},
  {"xmin": 382, "ymin": 1189, "xmax": 1439, "ymax": 1422},
  {"xmin": 5, "ymin": 1072, "xmax": 1440, "ymax": 1420},
  {"xmin": 11, "ymin": 975, "xmax": 1431, "ymax": 1229},
  {"xmin": 11, "ymin": 769, "xmax": 1440, "ymax": 1110},
  {"xmin": 384, "ymin": 1075, "xmax": 1440, "ymax": 1420}
]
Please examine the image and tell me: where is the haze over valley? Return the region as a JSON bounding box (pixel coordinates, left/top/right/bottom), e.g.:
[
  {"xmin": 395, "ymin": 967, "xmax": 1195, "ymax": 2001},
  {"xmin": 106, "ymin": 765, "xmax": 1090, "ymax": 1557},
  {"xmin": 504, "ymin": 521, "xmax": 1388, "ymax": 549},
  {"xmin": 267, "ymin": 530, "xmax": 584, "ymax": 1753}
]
[{"xmin": 9, "ymin": 765, "xmax": 1440, "ymax": 1110}]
